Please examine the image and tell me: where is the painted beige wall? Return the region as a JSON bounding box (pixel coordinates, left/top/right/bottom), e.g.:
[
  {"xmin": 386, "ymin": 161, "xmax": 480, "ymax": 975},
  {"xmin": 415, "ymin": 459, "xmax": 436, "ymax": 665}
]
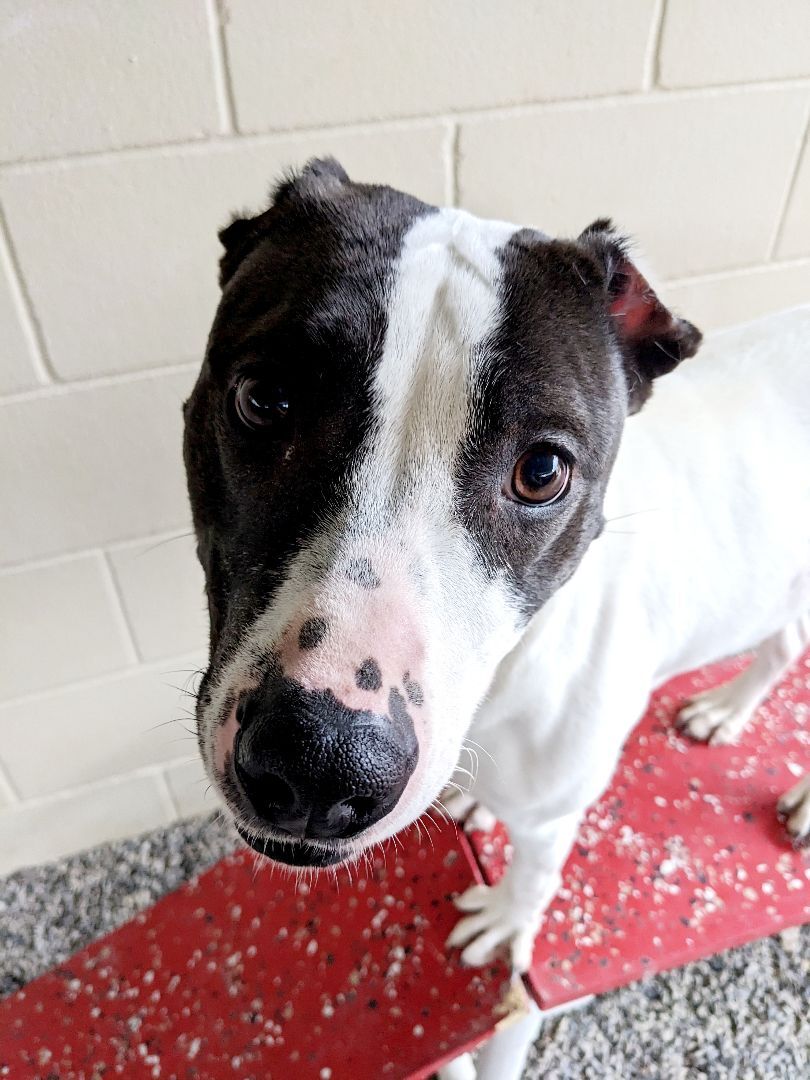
[{"xmin": 1, "ymin": 0, "xmax": 809, "ymax": 873}]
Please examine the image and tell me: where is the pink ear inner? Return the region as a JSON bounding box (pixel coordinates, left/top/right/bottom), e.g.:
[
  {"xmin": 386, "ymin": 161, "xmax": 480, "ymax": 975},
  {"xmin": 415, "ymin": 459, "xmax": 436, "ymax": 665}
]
[{"xmin": 609, "ymin": 261, "xmax": 674, "ymax": 341}]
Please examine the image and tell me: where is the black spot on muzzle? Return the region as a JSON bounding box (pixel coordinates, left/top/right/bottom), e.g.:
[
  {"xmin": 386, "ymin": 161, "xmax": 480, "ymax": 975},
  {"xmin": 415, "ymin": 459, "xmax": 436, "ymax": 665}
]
[
  {"xmin": 298, "ymin": 617, "xmax": 328, "ymax": 650},
  {"xmin": 344, "ymin": 557, "xmax": 381, "ymax": 589},
  {"xmin": 356, "ymin": 657, "xmax": 382, "ymax": 691}
]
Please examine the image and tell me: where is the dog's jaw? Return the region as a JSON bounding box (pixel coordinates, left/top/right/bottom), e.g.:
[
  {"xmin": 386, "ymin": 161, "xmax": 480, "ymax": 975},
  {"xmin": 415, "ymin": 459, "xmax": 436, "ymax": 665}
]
[{"xmin": 234, "ymin": 825, "xmax": 349, "ymax": 867}]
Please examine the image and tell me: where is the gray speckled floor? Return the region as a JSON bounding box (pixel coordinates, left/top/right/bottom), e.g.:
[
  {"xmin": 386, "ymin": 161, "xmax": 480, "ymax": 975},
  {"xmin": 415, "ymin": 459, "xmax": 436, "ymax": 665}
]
[{"xmin": 2, "ymin": 815, "xmax": 808, "ymax": 1078}]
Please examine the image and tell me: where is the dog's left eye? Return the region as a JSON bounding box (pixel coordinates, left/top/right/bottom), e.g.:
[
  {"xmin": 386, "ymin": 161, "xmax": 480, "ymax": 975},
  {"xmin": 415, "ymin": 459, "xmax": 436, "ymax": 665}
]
[
  {"xmin": 508, "ymin": 445, "xmax": 571, "ymax": 505},
  {"xmin": 233, "ymin": 376, "xmax": 290, "ymax": 431}
]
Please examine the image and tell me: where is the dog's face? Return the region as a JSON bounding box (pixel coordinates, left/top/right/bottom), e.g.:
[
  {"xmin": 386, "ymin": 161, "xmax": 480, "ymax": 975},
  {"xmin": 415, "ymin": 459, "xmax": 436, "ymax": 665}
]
[{"xmin": 184, "ymin": 159, "xmax": 700, "ymax": 868}]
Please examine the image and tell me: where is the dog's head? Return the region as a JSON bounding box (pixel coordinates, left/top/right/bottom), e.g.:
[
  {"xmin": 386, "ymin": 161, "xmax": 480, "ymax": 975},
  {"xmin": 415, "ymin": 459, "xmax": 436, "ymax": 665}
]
[{"xmin": 184, "ymin": 158, "xmax": 700, "ymax": 867}]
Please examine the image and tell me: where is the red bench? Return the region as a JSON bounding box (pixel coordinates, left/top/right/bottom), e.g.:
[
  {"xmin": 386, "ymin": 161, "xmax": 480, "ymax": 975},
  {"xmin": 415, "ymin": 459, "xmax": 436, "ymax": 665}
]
[{"xmin": 3, "ymin": 656, "xmax": 808, "ymax": 1078}]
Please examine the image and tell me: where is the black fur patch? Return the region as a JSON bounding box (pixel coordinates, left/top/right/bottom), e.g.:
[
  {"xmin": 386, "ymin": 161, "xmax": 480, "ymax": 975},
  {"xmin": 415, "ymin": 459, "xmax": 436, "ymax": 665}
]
[
  {"xmin": 356, "ymin": 658, "xmax": 383, "ymax": 692},
  {"xmin": 403, "ymin": 673, "xmax": 424, "ymax": 707},
  {"xmin": 184, "ymin": 160, "xmax": 432, "ymax": 686},
  {"xmin": 344, "ymin": 557, "xmax": 381, "ymax": 590},
  {"xmin": 248, "ymin": 647, "xmax": 280, "ymax": 683},
  {"xmin": 299, "ymin": 617, "xmax": 328, "ymax": 650},
  {"xmin": 454, "ymin": 226, "xmax": 696, "ymax": 617},
  {"xmin": 388, "ymin": 686, "xmax": 412, "ymax": 728},
  {"xmin": 217, "ymin": 692, "xmax": 236, "ymax": 726}
]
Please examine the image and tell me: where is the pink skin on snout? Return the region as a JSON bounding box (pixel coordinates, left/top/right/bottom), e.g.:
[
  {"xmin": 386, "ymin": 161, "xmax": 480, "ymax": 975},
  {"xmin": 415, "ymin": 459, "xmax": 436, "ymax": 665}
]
[
  {"xmin": 215, "ymin": 705, "xmax": 240, "ymax": 776},
  {"xmin": 213, "ymin": 564, "xmax": 430, "ymax": 798}
]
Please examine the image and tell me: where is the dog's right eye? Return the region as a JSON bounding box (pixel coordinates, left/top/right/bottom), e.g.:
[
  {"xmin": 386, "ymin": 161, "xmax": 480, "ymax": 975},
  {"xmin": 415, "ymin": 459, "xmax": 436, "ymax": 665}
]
[{"xmin": 233, "ymin": 376, "xmax": 290, "ymax": 431}]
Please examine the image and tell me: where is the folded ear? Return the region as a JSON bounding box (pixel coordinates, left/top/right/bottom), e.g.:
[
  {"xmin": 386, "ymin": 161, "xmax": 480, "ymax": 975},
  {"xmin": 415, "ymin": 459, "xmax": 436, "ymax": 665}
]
[
  {"xmin": 217, "ymin": 213, "xmax": 270, "ymax": 287},
  {"xmin": 217, "ymin": 157, "xmax": 351, "ymax": 287},
  {"xmin": 579, "ymin": 220, "xmax": 702, "ymax": 411},
  {"xmin": 271, "ymin": 156, "xmax": 350, "ymax": 206}
]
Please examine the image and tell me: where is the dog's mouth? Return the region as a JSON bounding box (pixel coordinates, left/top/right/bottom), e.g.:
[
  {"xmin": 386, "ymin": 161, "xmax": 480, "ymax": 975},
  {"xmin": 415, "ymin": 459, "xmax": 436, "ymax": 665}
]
[{"xmin": 234, "ymin": 824, "xmax": 349, "ymax": 867}]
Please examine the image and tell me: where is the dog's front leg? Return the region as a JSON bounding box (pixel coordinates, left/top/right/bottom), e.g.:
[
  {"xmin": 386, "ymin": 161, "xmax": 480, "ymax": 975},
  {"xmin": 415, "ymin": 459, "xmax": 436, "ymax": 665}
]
[
  {"xmin": 441, "ymin": 784, "xmax": 498, "ymax": 834},
  {"xmin": 446, "ymin": 811, "xmax": 580, "ymax": 972},
  {"xmin": 779, "ymin": 773, "xmax": 810, "ymax": 841}
]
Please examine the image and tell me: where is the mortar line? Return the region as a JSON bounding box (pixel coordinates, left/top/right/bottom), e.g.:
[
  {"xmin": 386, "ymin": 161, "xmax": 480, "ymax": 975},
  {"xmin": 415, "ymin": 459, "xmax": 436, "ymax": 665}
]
[
  {"xmin": 0, "ymin": 358, "xmax": 198, "ymax": 407},
  {"xmin": 642, "ymin": 0, "xmax": 667, "ymax": 92},
  {"xmin": 664, "ymin": 254, "xmax": 810, "ymax": 287},
  {"xmin": 206, "ymin": 0, "xmax": 239, "ymax": 134},
  {"xmin": 0, "ymin": 527, "xmax": 195, "ymax": 578},
  {"xmin": 98, "ymin": 549, "xmax": 143, "ymax": 665},
  {"xmin": 0, "ymin": 649, "xmax": 206, "ymax": 711},
  {"xmin": 0, "ymin": 761, "xmax": 200, "ymax": 814},
  {"xmin": 0, "ymin": 759, "xmax": 21, "ymax": 805},
  {"xmin": 155, "ymin": 767, "xmax": 182, "ymax": 820},
  {"xmin": 0, "ymin": 204, "xmax": 57, "ymax": 384},
  {"xmin": 766, "ymin": 100, "xmax": 810, "ymax": 259},
  {"xmin": 4, "ymin": 79, "xmax": 810, "ymax": 174},
  {"xmin": 443, "ymin": 120, "xmax": 461, "ymax": 206}
]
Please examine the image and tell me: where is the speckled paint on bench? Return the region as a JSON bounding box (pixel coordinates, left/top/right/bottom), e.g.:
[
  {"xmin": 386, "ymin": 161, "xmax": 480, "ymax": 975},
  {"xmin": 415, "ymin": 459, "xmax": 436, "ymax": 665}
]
[
  {"xmin": 0, "ymin": 825, "xmax": 522, "ymax": 1080},
  {"xmin": 468, "ymin": 654, "xmax": 810, "ymax": 1008},
  {"xmin": 3, "ymin": 657, "xmax": 808, "ymax": 1076}
]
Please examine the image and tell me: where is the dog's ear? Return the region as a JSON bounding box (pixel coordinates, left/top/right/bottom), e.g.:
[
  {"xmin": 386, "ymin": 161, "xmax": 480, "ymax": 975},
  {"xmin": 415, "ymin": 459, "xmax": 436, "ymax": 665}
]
[
  {"xmin": 217, "ymin": 158, "xmax": 350, "ymax": 288},
  {"xmin": 579, "ymin": 220, "xmax": 702, "ymax": 412},
  {"xmin": 272, "ymin": 156, "xmax": 350, "ymax": 205},
  {"xmin": 217, "ymin": 213, "xmax": 268, "ymax": 287}
]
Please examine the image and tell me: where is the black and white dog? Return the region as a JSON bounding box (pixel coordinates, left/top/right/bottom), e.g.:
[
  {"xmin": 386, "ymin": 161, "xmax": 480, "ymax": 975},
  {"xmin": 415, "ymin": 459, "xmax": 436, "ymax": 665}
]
[{"xmin": 184, "ymin": 159, "xmax": 810, "ymax": 994}]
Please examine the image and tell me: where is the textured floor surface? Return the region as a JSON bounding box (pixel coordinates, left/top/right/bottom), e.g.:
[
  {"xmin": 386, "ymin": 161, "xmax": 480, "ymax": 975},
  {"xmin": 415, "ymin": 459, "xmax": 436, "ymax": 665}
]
[{"xmin": 1, "ymin": 814, "xmax": 808, "ymax": 1079}]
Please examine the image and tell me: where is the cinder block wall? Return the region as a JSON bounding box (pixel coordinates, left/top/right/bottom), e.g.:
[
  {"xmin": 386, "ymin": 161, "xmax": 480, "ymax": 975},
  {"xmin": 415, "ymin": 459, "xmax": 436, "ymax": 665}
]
[{"xmin": 1, "ymin": 1, "xmax": 809, "ymax": 873}]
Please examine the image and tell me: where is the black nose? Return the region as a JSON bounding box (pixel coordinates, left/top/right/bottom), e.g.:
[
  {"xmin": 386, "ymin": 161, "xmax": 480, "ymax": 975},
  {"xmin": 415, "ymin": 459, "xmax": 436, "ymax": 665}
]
[{"xmin": 233, "ymin": 678, "xmax": 418, "ymax": 846}]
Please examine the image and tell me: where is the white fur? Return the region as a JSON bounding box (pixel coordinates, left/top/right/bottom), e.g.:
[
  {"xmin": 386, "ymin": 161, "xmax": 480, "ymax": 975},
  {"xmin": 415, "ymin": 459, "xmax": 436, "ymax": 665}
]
[{"xmin": 448, "ymin": 306, "xmax": 810, "ymax": 974}]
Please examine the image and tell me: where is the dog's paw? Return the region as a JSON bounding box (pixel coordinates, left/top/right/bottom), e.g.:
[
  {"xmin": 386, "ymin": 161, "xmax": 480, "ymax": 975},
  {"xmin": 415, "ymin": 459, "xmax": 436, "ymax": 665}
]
[
  {"xmin": 436, "ymin": 1052, "xmax": 476, "ymax": 1080},
  {"xmin": 676, "ymin": 684, "xmax": 754, "ymax": 745},
  {"xmin": 440, "ymin": 787, "xmax": 497, "ymax": 834},
  {"xmin": 446, "ymin": 874, "xmax": 558, "ymax": 972},
  {"xmin": 441, "ymin": 787, "xmax": 476, "ymax": 822},
  {"xmin": 778, "ymin": 774, "xmax": 810, "ymax": 842},
  {"xmin": 463, "ymin": 803, "xmax": 497, "ymax": 834}
]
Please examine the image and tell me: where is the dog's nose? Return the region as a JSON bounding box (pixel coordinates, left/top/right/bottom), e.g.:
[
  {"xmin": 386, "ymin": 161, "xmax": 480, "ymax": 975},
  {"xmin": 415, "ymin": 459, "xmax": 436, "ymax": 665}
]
[
  {"xmin": 233, "ymin": 756, "xmax": 383, "ymax": 839},
  {"xmin": 233, "ymin": 678, "xmax": 418, "ymax": 841}
]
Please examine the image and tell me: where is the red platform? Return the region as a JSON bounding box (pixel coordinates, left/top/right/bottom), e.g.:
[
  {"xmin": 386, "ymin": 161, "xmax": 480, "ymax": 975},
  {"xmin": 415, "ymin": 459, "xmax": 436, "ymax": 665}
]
[
  {"xmin": 2, "ymin": 655, "xmax": 808, "ymax": 1078},
  {"xmin": 470, "ymin": 654, "xmax": 810, "ymax": 1007},
  {"xmin": 0, "ymin": 829, "xmax": 520, "ymax": 1080}
]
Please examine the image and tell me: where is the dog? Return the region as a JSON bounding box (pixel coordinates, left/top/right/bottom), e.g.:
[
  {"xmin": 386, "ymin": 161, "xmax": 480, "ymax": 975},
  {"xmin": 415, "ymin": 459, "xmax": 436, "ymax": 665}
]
[{"xmin": 184, "ymin": 159, "xmax": 809, "ymax": 995}]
